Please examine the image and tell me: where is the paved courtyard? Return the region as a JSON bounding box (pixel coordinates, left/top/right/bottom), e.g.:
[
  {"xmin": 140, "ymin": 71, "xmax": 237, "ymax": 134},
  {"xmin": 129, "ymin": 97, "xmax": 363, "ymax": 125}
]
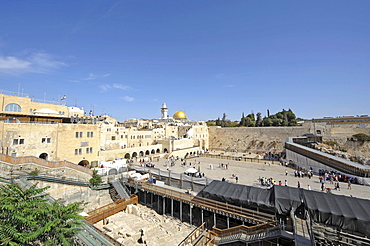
[{"xmin": 152, "ymin": 155, "xmax": 370, "ymax": 200}]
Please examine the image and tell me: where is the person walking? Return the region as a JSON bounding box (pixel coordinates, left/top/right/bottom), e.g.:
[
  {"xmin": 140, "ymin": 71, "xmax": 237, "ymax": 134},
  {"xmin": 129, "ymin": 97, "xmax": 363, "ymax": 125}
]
[
  {"xmin": 348, "ymin": 179, "xmax": 352, "ymax": 189},
  {"xmin": 335, "ymin": 181, "xmax": 341, "ymax": 191},
  {"xmin": 297, "ymin": 181, "xmax": 301, "ymax": 188},
  {"xmin": 235, "ymin": 175, "xmax": 239, "ymax": 184}
]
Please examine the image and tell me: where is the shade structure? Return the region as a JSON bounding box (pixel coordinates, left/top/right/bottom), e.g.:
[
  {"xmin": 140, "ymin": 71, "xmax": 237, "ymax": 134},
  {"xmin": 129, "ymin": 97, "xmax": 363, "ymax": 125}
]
[{"xmin": 185, "ymin": 167, "xmax": 198, "ymax": 174}]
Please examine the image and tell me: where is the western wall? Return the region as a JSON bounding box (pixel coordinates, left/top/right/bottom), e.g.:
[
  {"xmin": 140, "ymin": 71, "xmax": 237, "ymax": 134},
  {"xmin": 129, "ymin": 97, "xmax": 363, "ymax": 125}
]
[
  {"xmin": 208, "ymin": 125, "xmax": 310, "ymax": 153},
  {"xmin": 208, "ymin": 121, "xmax": 370, "ymax": 163}
]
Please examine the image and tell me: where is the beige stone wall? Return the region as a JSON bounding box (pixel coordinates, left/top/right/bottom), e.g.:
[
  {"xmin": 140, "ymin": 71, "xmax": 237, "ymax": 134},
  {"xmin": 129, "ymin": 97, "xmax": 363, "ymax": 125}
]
[
  {"xmin": 0, "ymin": 122, "xmax": 59, "ymax": 158},
  {"xmin": 0, "ymin": 161, "xmax": 92, "ymax": 182},
  {"xmin": 56, "ymin": 123, "xmax": 100, "ymax": 164},
  {"xmin": 98, "ymin": 144, "xmax": 163, "ymax": 161},
  {"xmin": 0, "ymin": 93, "xmax": 68, "ymax": 116},
  {"xmin": 0, "ymin": 121, "xmax": 100, "ymax": 164},
  {"xmin": 208, "ymin": 126, "xmax": 310, "ymax": 153},
  {"xmin": 28, "ymin": 180, "xmax": 112, "ymax": 212}
]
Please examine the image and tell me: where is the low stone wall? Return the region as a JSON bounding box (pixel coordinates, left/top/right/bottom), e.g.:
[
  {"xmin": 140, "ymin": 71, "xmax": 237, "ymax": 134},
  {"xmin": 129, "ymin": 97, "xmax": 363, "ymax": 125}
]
[
  {"xmin": 28, "ymin": 180, "xmax": 113, "ymax": 212},
  {"xmin": 0, "ymin": 161, "xmax": 92, "ymax": 182}
]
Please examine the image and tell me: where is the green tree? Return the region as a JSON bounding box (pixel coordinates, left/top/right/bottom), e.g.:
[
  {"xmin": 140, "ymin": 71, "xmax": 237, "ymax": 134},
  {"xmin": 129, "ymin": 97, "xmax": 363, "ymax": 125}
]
[
  {"xmin": 89, "ymin": 169, "xmax": 103, "ymax": 187},
  {"xmin": 215, "ymin": 117, "xmax": 221, "ymax": 126},
  {"xmin": 262, "ymin": 117, "xmax": 273, "ymax": 126},
  {"xmin": 286, "ymin": 109, "xmax": 298, "ymax": 126},
  {"xmin": 206, "ymin": 121, "xmax": 216, "ymax": 126},
  {"xmin": 0, "ymin": 183, "xmax": 84, "ymax": 245},
  {"xmin": 0, "ymin": 183, "xmax": 49, "ymax": 245},
  {"xmin": 246, "ymin": 113, "xmax": 256, "ymax": 127},
  {"xmin": 239, "ymin": 112, "xmax": 246, "ymax": 126},
  {"xmin": 256, "ymin": 112, "xmax": 263, "ymax": 127},
  {"xmin": 38, "ymin": 201, "xmax": 85, "ymax": 246}
]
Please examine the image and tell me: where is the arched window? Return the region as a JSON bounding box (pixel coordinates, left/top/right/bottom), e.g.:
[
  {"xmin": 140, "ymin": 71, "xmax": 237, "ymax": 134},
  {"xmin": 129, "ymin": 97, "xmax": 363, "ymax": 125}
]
[{"xmin": 5, "ymin": 103, "xmax": 22, "ymax": 112}]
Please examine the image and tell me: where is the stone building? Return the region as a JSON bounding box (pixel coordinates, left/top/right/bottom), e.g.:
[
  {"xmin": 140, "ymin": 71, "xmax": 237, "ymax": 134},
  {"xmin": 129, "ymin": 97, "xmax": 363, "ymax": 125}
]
[{"xmin": 0, "ymin": 91, "xmax": 209, "ymax": 167}]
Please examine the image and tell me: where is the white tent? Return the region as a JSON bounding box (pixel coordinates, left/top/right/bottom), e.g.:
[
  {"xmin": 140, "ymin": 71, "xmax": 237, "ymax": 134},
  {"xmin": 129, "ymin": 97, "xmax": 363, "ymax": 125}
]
[{"xmin": 185, "ymin": 167, "xmax": 198, "ymax": 174}]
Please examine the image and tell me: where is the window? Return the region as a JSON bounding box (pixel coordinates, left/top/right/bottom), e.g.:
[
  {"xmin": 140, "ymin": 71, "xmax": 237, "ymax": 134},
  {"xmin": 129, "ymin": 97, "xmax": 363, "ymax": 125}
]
[
  {"xmin": 87, "ymin": 132, "xmax": 90, "ymax": 137},
  {"xmin": 42, "ymin": 138, "xmax": 51, "ymax": 143},
  {"xmin": 79, "ymin": 149, "xmax": 82, "ymax": 155},
  {"xmin": 112, "ymin": 136, "xmax": 116, "ymax": 140},
  {"xmin": 87, "ymin": 132, "xmax": 93, "ymax": 137},
  {"xmin": 19, "ymin": 139, "xmax": 24, "ymax": 145},
  {"xmin": 13, "ymin": 139, "xmax": 19, "ymax": 145},
  {"xmin": 76, "ymin": 132, "xmax": 79, "ymax": 138},
  {"xmin": 86, "ymin": 147, "xmax": 90, "ymax": 154},
  {"xmin": 80, "ymin": 132, "xmax": 82, "ymax": 138},
  {"xmin": 75, "ymin": 149, "xmax": 79, "ymax": 155},
  {"xmin": 5, "ymin": 103, "xmax": 21, "ymax": 112}
]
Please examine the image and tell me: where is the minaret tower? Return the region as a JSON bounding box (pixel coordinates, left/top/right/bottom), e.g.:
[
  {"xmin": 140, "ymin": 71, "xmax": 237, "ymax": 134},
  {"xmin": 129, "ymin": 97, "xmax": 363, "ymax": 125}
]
[{"xmin": 161, "ymin": 103, "xmax": 168, "ymax": 119}]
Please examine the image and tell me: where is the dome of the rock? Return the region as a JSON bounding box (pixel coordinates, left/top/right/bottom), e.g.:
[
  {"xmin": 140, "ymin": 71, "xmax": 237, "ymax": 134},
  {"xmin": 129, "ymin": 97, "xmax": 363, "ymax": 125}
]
[{"xmin": 173, "ymin": 110, "xmax": 187, "ymax": 119}]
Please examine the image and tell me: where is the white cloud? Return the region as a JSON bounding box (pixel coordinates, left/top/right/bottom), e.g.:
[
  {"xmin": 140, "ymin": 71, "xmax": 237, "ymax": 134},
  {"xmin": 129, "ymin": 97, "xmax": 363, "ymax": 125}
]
[
  {"xmin": 224, "ymin": 84, "xmax": 236, "ymax": 88},
  {"xmin": 72, "ymin": 73, "xmax": 110, "ymax": 83},
  {"xmin": 0, "ymin": 51, "xmax": 65, "ymax": 74},
  {"xmin": 99, "ymin": 84, "xmax": 111, "ymax": 92},
  {"xmin": 100, "ymin": 83, "xmax": 132, "ymax": 92},
  {"xmin": 113, "ymin": 84, "xmax": 132, "ymax": 90},
  {"xmin": 83, "ymin": 73, "xmax": 98, "ymax": 81},
  {"xmin": 0, "ymin": 56, "xmax": 31, "ymax": 69},
  {"xmin": 122, "ymin": 96, "xmax": 134, "ymax": 102}
]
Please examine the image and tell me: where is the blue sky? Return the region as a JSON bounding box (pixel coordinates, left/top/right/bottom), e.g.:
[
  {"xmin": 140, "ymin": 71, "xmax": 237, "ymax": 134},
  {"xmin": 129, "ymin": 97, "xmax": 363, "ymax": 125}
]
[{"xmin": 1, "ymin": 1, "xmax": 369, "ymax": 122}]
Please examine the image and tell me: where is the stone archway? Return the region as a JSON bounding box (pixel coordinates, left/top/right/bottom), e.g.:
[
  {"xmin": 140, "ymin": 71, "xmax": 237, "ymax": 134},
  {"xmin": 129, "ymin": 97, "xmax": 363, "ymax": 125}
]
[
  {"xmin": 132, "ymin": 152, "xmax": 138, "ymax": 158},
  {"xmin": 124, "ymin": 153, "xmax": 130, "ymax": 159},
  {"xmin": 78, "ymin": 160, "xmax": 90, "ymax": 167},
  {"xmin": 156, "ymin": 149, "xmax": 160, "ymax": 153},
  {"xmin": 164, "ymin": 148, "xmax": 168, "ymax": 153},
  {"xmin": 151, "ymin": 149, "xmax": 155, "ymax": 154},
  {"xmin": 39, "ymin": 153, "xmax": 48, "ymax": 160},
  {"xmin": 139, "ymin": 151, "xmax": 144, "ymax": 157},
  {"xmin": 145, "ymin": 150, "xmax": 150, "ymax": 156},
  {"xmin": 108, "ymin": 168, "xmax": 118, "ymax": 175}
]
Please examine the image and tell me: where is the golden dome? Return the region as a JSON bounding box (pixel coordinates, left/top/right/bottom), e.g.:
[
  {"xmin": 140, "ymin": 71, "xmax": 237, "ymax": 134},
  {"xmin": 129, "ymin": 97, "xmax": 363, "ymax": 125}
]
[{"xmin": 173, "ymin": 110, "xmax": 187, "ymax": 119}]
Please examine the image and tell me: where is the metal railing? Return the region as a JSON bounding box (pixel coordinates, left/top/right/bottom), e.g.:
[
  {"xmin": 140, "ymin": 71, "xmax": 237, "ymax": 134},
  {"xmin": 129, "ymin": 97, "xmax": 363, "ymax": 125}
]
[
  {"xmin": 215, "ymin": 223, "xmax": 283, "ymax": 245},
  {"xmin": 203, "ymin": 153, "xmax": 280, "ymax": 165},
  {"xmin": 285, "ymin": 141, "xmax": 370, "ymax": 177},
  {"xmin": 85, "ymin": 195, "xmax": 138, "ymax": 224},
  {"xmin": 178, "ymin": 222, "xmax": 216, "ymax": 246},
  {"xmin": 0, "ymin": 153, "xmax": 93, "ymax": 175}
]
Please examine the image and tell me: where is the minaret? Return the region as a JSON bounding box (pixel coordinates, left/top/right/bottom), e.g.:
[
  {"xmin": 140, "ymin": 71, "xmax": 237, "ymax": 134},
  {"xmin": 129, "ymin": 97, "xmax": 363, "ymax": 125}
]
[{"xmin": 161, "ymin": 103, "xmax": 168, "ymax": 119}]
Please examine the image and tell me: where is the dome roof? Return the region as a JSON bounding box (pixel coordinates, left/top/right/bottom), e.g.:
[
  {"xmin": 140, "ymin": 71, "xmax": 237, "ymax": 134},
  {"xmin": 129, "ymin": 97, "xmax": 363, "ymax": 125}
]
[{"xmin": 173, "ymin": 110, "xmax": 187, "ymax": 119}]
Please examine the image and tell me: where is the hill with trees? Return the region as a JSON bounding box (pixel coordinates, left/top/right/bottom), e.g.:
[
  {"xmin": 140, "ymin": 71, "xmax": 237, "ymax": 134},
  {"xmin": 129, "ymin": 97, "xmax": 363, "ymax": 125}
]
[{"xmin": 208, "ymin": 109, "xmax": 298, "ymax": 127}]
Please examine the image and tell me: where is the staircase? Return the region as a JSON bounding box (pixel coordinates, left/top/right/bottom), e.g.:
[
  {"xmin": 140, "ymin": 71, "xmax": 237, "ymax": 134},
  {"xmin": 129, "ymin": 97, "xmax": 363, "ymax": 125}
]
[
  {"xmin": 109, "ymin": 180, "xmax": 130, "ymax": 200},
  {"xmin": 216, "ymin": 225, "xmax": 284, "ymax": 245}
]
